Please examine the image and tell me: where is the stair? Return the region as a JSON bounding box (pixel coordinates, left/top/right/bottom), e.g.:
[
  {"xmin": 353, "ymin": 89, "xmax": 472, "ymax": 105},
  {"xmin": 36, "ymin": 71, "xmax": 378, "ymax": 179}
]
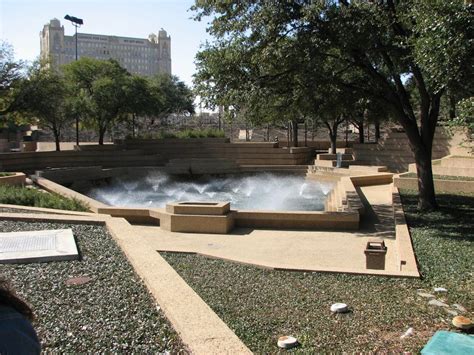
[{"xmin": 314, "ymin": 148, "xmax": 354, "ymax": 168}]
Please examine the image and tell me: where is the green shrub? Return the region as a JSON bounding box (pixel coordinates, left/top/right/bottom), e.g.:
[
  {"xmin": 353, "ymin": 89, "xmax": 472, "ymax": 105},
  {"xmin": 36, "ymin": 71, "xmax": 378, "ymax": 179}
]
[
  {"xmin": 135, "ymin": 128, "xmax": 225, "ymax": 140},
  {"xmin": 175, "ymin": 128, "xmax": 225, "ymax": 139},
  {"xmin": 0, "ymin": 185, "xmax": 88, "ymax": 211},
  {"xmin": 0, "ymin": 173, "xmax": 14, "ymax": 177}
]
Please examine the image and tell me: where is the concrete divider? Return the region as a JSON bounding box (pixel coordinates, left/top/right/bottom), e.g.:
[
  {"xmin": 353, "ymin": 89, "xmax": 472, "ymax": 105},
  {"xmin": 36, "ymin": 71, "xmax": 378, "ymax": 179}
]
[
  {"xmin": 392, "ymin": 185, "xmax": 420, "ymax": 277},
  {"xmin": 35, "ymin": 177, "xmax": 108, "ymax": 213}
]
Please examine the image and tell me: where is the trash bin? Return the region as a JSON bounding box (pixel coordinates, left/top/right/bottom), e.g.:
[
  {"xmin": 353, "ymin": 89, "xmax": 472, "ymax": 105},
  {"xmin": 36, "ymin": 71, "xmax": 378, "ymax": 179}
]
[{"xmin": 364, "ymin": 240, "xmax": 387, "ymax": 270}]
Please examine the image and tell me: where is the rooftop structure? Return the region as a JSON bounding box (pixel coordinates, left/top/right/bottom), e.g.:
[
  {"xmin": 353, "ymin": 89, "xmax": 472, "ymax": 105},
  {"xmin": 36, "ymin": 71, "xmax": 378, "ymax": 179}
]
[{"xmin": 40, "ymin": 18, "xmax": 171, "ymax": 76}]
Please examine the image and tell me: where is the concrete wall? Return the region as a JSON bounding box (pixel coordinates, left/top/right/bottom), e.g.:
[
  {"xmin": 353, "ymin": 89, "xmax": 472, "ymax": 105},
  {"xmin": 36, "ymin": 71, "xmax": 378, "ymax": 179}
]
[
  {"xmin": 394, "ymin": 173, "xmax": 474, "ymax": 193},
  {"xmin": 408, "ymin": 155, "xmax": 474, "ymax": 177},
  {"xmin": 121, "ymin": 139, "xmax": 314, "ymax": 166},
  {"xmin": 352, "ymin": 129, "xmax": 453, "ymax": 173},
  {"xmin": 0, "ymin": 149, "xmax": 164, "ymax": 173},
  {"xmin": 1, "ymin": 139, "xmax": 315, "ymax": 173}
]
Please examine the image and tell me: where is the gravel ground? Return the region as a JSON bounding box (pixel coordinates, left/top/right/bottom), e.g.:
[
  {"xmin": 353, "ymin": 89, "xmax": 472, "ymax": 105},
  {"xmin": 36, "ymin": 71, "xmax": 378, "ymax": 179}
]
[
  {"xmin": 162, "ymin": 191, "xmax": 474, "ymax": 353},
  {"xmin": 0, "ymin": 220, "xmax": 188, "ymax": 353}
]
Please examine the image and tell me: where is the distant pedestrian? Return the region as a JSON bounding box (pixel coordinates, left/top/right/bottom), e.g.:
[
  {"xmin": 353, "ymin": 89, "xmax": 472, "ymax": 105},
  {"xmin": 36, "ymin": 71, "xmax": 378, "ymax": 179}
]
[{"xmin": 0, "ymin": 277, "xmax": 41, "ymax": 354}]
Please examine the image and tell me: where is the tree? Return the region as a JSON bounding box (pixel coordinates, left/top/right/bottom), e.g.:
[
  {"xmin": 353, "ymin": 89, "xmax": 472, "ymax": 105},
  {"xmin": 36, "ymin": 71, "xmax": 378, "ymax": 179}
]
[
  {"xmin": 148, "ymin": 74, "xmax": 195, "ymax": 125},
  {"xmin": 123, "ymin": 75, "xmax": 155, "ymax": 137},
  {"xmin": 64, "ymin": 58, "xmax": 131, "ymax": 145},
  {"xmin": 0, "ymin": 41, "xmax": 23, "ymax": 116},
  {"xmin": 10, "ymin": 64, "xmax": 73, "ymax": 151},
  {"xmin": 193, "ymin": 0, "xmax": 473, "ymax": 210}
]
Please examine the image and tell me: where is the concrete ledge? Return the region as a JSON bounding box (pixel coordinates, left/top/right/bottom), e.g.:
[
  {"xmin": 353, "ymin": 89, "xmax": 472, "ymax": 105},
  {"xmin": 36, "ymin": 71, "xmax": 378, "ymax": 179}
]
[
  {"xmin": 166, "ymin": 201, "xmax": 230, "ymax": 216},
  {"xmin": 235, "ymin": 210, "xmax": 359, "ymax": 230},
  {"xmin": 348, "ymin": 165, "xmax": 388, "ymax": 173},
  {"xmin": 392, "ymin": 186, "xmax": 420, "ymax": 277},
  {"xmin": 39, "ymin": 166, "xmax": 112, "ymax": 183},
  {"xmin": 97, "ymin": 207, "xmax": 157, "ymax": 224},
  {"xmin": 0, "ymin": 172, "xmax": 26, "ymax": 186},
  {"xmin": 0, "ymin": 203, "xmax": 96, "ymax": 216},
  {"xmin": 159, "ymin": 210, "xmax": 236, "ymax": 234},
  {"xmin": 350, "ymin": 173, "xmax": 393, "ymax": 187},
  {"xmin": 394, "ymin": 173, "xmax": 474, "ymax": 194},
  {"xmin": 35, "ymin": 177, "xmax": 108, "ymax": 213}
]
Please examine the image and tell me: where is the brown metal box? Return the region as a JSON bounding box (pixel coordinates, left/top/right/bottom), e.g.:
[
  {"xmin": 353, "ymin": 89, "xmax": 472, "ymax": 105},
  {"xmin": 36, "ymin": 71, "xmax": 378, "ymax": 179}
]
[{"xmin": 365, "ymin": 240, "xmax": 387, "ymax": 270}]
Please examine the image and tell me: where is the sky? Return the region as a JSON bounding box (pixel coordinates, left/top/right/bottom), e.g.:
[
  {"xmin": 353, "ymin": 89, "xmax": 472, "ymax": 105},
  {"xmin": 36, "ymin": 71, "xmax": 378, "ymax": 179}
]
[{"xmin": 0, "ymin": 0, "xmax": 212, "ymax": 88}]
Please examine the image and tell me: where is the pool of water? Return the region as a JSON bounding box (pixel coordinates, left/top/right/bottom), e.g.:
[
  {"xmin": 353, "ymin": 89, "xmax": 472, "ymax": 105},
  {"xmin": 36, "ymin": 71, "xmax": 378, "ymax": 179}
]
[{"xmin": 86, "ymin": 172, "xmax": 334, "ymax": 211}]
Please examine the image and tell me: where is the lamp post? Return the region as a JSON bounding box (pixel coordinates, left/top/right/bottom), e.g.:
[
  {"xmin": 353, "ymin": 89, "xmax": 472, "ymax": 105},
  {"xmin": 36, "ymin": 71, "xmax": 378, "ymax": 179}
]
[{"xmin": 64, "ymin": 14, "xmax": 83, "ymax": 146}]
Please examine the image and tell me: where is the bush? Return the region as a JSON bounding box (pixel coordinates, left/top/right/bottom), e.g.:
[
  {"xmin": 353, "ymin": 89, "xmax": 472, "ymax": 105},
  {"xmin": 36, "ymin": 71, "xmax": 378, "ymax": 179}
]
[
  {"xmin": 135, "ymin": 128, "xmax": 225, "ymax": 139},
  {"xmin": 0, "ymin": 185, "xmax": 88, "ymax": 211}
]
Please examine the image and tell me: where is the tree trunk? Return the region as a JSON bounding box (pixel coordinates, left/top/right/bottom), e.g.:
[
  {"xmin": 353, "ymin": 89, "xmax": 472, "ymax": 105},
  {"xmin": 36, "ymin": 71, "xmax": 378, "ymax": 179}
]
[
  {"xmin": 414, "ymin": 146, "xmax": 437, "ymax": 210},
  {"xmin": 397, "ymin": 103, "xmax": 439, "ymax": 210},
  {"xmin": 449, "ymin": 95, "xmax": 456, "ymax": 119},
  {"xmin": 292, "ymin": 119, "xmax": 298, "ymax": 147},
  {"xmin": 358, "ymin": 121, "xmax": 364, "ymax": 143},
  {"xmin": 375, "ymin": 118, "xmax": 381, "ymax": 143},
  {"xmin": 330, "ymin": 131, "xmax": 337, "ymax": 154},
  {"xmin": 304, "ymin": 120, "xmax": 307, "ymax": 147},
  {"xmin": 98, "ymin": 127, "xmax": 106, "ymax": 145},
  {"xmin": 287, "ymin": 121, "xmax": 291, "ymax": 148},
  {"xmin": 132, "ymin": 113, "xmax": 136, "ymax": 138},
  {"xmin": 345, "ymin": 118, "xmax": 349, "ymax": 147},
  {"xmin": 53, "ymin": 130, "xmax": 61, "ymax": 151}
]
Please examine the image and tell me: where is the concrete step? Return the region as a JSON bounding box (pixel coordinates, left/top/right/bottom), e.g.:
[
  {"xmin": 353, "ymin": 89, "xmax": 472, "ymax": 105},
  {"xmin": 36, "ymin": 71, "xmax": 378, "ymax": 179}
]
[{"xmin": 317, "ymin": 153, "xmax": 354, "ymax": 161}]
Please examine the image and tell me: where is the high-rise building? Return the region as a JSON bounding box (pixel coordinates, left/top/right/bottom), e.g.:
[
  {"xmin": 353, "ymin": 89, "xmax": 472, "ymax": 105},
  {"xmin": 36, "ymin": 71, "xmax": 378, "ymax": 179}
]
[{"xmin": 40, "ymin": 18, "xmax": 171, "ymax": 77}]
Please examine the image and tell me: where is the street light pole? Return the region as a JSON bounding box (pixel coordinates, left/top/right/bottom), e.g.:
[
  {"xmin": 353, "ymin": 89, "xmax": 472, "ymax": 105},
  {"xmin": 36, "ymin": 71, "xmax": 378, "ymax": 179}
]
[{"xmin": 64, "ymin": 15, "xmax": 83, "ymax": 147}]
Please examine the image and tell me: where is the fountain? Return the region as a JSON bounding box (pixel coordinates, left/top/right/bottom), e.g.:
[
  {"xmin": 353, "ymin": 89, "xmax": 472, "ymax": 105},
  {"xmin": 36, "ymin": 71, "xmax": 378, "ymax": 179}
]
[{"xmin": 86, "ymin": 172, "xmax": 334, "ymax": 212}]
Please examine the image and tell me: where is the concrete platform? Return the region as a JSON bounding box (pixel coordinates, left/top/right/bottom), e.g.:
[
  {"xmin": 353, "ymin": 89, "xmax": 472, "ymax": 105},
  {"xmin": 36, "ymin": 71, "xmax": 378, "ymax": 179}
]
[{"xmin": 0, "ymin": 229, "xmax": 78, "ymax": 263}]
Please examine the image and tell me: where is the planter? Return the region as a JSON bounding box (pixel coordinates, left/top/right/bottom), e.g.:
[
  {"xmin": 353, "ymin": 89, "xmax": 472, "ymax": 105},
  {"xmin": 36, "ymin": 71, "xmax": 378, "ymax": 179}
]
[{"xmin": 0, "ymin": 172, "xmax": 26, "ymax": 186}]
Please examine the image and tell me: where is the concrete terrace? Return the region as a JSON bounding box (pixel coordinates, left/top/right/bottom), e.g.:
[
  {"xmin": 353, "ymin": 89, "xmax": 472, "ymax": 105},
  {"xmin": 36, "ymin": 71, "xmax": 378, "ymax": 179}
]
[{"xmin": 0, "ymin": 179, "xmax": 419, "ymax": 354}]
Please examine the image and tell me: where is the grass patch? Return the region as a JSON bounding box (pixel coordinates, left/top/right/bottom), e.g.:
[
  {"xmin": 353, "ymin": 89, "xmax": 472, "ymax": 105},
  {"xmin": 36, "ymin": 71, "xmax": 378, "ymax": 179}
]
[
  {"xmin": 0, "ymin": 221, "xmax": 187, "ymax": 352},
  {"xmin": 402, "ymin": 173, "xmax": 474, "ymax": 181},
  {"xmin": 0, "ymin": 185, "xmax": 88, "ymax": 211},
  {"xmin": 0, "ymin": 172, "xmax": 14, "ymax": 177},
  {"xmin": 162, "ymin": 190, "xmax": 473, "ymax": 353}
]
